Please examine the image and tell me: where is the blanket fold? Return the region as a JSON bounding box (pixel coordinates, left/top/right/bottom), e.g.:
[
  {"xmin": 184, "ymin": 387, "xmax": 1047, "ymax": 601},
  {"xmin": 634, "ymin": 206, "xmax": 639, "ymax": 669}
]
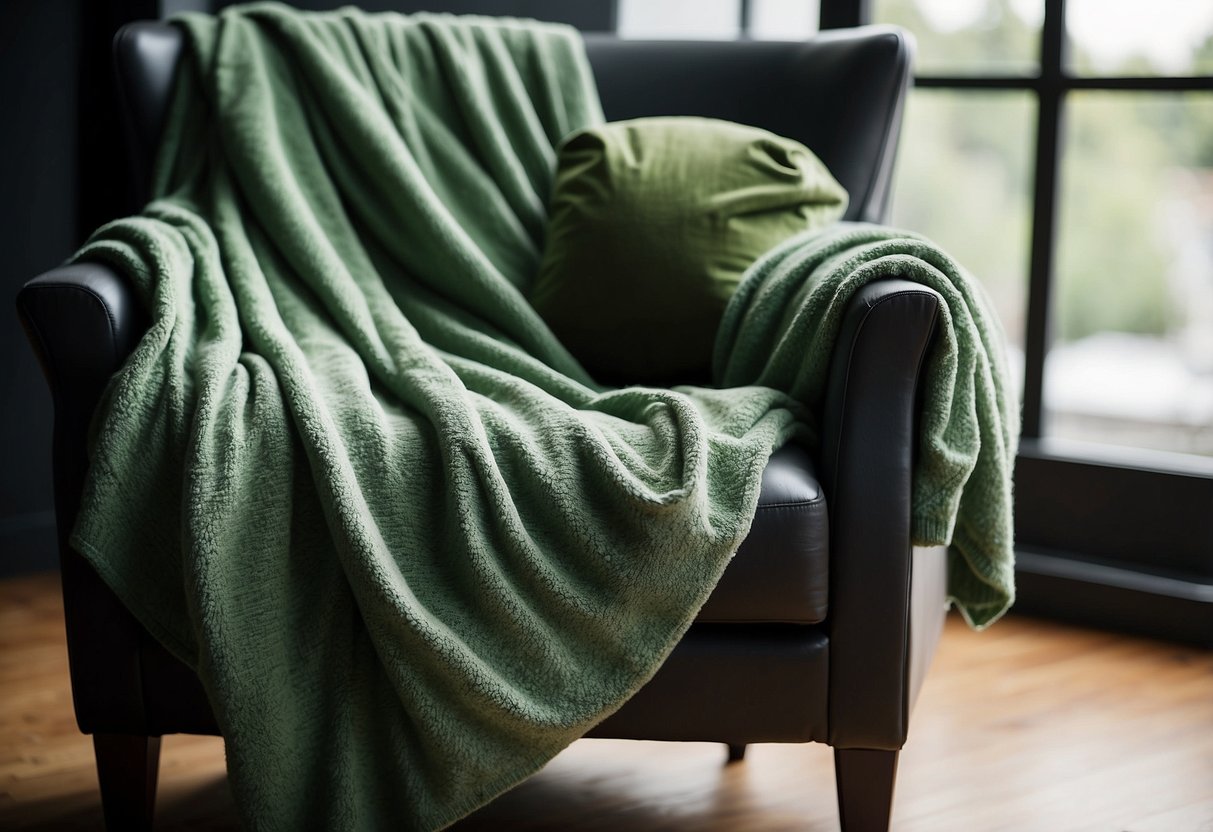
[
  {"xmin": 68, "ymin": 4, "xmax": 1016, "ymax": 830},
  {"xmin": 716, "ymin": 225, "xmax": 1020, "ymax": 626}
]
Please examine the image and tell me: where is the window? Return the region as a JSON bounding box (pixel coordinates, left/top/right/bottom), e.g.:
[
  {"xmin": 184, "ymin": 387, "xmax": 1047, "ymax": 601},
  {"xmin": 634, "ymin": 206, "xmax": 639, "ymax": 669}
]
[
  {"xmin": 868, "ymin": 0, "xmax": 1213, "ymax": 641},
  {"xmin": 875, "ymin": 0, "xmax": 1213, "ymax": 460},
  {"xmin": 1051, "ymin": 91, "xmax": 1213, "ymax": 456}
]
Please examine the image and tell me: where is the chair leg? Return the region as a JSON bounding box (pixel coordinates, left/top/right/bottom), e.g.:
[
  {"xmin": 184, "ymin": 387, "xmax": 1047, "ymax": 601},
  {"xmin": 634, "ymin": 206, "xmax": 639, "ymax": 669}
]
[
  {"xmin": 94, "ymin": 733, "xmax": 161, "ymax": 831},
  {"xmin": 725, "ymin": 743, "xmax": 747, "ymax": 763},
  {"xmin": 834, "ymin": 748, "xmax": 899, "ymax": 832}
]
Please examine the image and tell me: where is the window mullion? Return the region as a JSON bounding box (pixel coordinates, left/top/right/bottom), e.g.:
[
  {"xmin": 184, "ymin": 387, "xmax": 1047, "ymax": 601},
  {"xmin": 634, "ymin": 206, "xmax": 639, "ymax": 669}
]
[
  {"xmin": 1021, "ymin": 0, "xmax": 1066, "ymax": 438},
  {"xmin": 739, "ymin": 0, "xmax": 752, "ymax": 36}
]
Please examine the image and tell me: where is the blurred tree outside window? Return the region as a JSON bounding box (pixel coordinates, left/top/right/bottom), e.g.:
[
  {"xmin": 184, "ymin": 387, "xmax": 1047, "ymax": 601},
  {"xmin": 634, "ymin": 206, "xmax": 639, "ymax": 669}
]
[
  {"xmin": 875, "ymin": 0, "xmax": 1213, "ymax": 456},
  {"xmin": 1067, "ymin": 0, "xmax": 1213, "ymax": 76},
  {"xmin": 873, "ymin": 0, "xmax": 1042, "ymax": 74},
  {"xmin": 1051, "ymin": 92, "xmax": 1213, "ymax": 455}
]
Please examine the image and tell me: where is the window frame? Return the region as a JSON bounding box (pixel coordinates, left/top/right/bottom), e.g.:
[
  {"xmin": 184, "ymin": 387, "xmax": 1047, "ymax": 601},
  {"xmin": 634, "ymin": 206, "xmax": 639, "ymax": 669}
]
[{"xmin": 808, "ymin": 0, "xmax": 1213, "ymax": 643}]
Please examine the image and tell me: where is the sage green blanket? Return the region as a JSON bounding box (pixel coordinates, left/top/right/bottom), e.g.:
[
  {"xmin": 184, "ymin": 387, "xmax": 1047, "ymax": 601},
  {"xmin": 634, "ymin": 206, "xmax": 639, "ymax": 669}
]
[{"xmin": 70, "ymin": 4, "xmax": 1016, "ymax": 829}]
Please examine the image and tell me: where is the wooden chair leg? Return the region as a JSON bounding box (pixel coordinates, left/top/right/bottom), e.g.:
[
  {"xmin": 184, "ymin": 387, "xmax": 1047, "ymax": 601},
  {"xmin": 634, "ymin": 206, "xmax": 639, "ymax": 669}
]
[
  {"xmin": 94, "ymin": 733, "xmax": 161, "ymax": 831},
  {"xmin": 725, "ymin": 743, "xmax": 747, "ymax": 763},
  {"xmin": 834, "ymin": 748, "xmax": 899, "ymax": 832}
]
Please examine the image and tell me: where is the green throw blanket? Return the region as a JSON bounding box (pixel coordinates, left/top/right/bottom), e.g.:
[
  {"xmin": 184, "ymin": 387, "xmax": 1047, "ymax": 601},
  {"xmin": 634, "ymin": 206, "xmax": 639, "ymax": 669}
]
[{"xmin": 70, "ymin": 4, "xmax": 1017, "ymax": 829}]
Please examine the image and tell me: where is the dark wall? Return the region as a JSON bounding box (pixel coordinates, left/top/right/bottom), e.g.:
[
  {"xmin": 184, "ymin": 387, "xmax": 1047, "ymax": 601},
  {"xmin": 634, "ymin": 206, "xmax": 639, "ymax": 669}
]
[
  {"xmin": 1, "ymin": 0, "xmax": 81, "ymax": 576},
  {"xmin": 1, "ymin": 0, "xmax": 614, "ymax": 578},
  {"xmin": 3, "ymin": 0, "xmax": 171, "ymax": 579}
]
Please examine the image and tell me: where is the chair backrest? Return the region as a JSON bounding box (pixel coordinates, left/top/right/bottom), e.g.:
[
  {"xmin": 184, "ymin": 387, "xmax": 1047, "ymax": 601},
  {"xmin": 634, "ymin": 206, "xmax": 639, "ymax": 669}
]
[
  {"xmin": 582, "ymin": 30, "xmax": 912, "ymax": 223},
  {"xmin": 114, "ymin": 21, "xmax": 912, "ymax": 223}
]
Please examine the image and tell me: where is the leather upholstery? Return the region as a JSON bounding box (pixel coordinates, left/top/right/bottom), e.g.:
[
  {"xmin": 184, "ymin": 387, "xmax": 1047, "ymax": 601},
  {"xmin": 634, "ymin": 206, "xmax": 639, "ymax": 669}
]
[
  {"xmin": 589, "ymin": 625, "xmax": 829, "ymax": 743},
  {"xmin": 16, "ymin": 265, "xmax": 150, "ymax": 734},
  {"xmin": 17, "ymin": 21, "xmax": 946, "ymax": 775},
  {"xmin": 113, "ymin": 23, "xmax": 184, "ymax": 202},
  {"xmin": 698, "ymin": 443, "xmax": 828, "ymax": 624},
  {"xmin": 820, "ymin": 279, "xmax": 942, "ymax": 749},
  {"xmin": 136, "ymin": 624, "xmax": 833, "ymax": 741}
]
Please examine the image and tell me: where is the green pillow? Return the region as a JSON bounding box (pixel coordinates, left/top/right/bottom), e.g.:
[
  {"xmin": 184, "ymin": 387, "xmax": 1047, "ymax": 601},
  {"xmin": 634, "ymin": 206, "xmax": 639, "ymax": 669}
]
[{"xmin": 529, "ymin": 116, "xmax": 848, "ymax": 385}]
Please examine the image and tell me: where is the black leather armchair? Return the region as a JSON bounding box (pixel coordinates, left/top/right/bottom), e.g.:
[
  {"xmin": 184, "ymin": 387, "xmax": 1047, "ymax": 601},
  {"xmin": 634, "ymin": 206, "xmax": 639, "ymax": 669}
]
[{"xmin": 17, "ymin": 21, "xmax": 948, "ymax": 832}]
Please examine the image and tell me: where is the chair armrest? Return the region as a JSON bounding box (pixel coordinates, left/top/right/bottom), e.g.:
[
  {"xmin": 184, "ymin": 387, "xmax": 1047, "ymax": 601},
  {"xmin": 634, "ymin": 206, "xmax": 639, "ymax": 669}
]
[
  {"xmin": 18, "ymin": 263, "xmax": 148, "ymax": 409},
  {"xmin": 819, "ymin": 278, "xmax": 942, "ymax": 750},
  {"xmin": 16, "ymin": 262, "xmax": 152, "ymax": 734},
  {"xmin": 16, "ymin": 262, "xmax": 149, "ymax": 524}
]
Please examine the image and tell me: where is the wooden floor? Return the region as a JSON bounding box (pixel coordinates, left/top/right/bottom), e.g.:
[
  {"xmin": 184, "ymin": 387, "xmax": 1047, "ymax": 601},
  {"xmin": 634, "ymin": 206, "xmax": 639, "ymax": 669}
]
[{"xmin": 2, "ymin": 572, "xmax": 1211, "ymax": 831}]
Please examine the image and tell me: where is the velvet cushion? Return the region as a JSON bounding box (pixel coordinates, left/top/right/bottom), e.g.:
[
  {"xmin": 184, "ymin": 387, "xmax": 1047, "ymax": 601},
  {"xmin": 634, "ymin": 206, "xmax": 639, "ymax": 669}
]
[{"xmin": 529, "ymin": 116, "xmax": 848, "ymax": 385}]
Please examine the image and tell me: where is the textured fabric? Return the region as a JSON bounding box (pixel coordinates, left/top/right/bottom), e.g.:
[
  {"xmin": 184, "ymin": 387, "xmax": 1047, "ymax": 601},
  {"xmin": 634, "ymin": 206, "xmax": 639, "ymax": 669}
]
[
  {"xmin": 71, "ymin": 6, "xmax": 805, "ymax": 830},
  {"xmin": 530, "ymin": 116, "xmax": 848, "ymax": 384},
  {"xmin": 67, "ymin": 5, "xmax": 1014, "ymax": 831},
  {"xmin": 716, "ymin": 224, "xmax": 1020, "ymax": 628}
]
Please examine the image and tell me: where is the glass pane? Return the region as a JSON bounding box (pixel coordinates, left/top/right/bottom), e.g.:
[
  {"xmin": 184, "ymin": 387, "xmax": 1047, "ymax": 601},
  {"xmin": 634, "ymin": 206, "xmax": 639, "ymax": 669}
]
[
  {"xmin": 617, "ymin": 0, "xmax": 741, "ymax": 40},
  {"xmin": 750, "ymin": 0, "xmax": 820, "ymax": 40},
  {"xmin": 1047, "ymin": 92, "xmax": 1213, "ymax": 456},
  {"xmin": 871, "ymin": 0, "xmax": 1042, "ymax": 75},
  {"xmin": 888, "ymin": 89, "xmax": 1035, "ymax": 393},
  {"xmin": 1067, "ymin": 0, "xmax": 1213, "ymax": 76}
]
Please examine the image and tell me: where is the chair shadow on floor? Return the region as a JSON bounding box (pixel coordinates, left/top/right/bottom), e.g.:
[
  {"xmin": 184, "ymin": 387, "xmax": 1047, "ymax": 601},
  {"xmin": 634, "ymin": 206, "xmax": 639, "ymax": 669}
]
[{"xmin": 7, "ymin": 738, "xmax": 848, "ymax": 831}]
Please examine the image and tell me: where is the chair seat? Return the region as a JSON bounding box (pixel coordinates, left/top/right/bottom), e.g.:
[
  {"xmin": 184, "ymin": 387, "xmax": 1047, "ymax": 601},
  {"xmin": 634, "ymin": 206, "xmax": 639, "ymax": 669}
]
[
  {"xmin": 696, "ymin": 443, "xmax": 828, "ymax": 625},
  {"xmin": 132, "ymin": 441, "xmax": 830, "ymax": 739}
]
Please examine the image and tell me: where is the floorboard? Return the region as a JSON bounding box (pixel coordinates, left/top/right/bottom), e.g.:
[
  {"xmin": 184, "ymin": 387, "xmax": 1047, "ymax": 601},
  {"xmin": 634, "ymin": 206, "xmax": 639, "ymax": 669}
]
[{"xmin": 2, "ymin": 571, "xmax": 1210, "ymax": 830}]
